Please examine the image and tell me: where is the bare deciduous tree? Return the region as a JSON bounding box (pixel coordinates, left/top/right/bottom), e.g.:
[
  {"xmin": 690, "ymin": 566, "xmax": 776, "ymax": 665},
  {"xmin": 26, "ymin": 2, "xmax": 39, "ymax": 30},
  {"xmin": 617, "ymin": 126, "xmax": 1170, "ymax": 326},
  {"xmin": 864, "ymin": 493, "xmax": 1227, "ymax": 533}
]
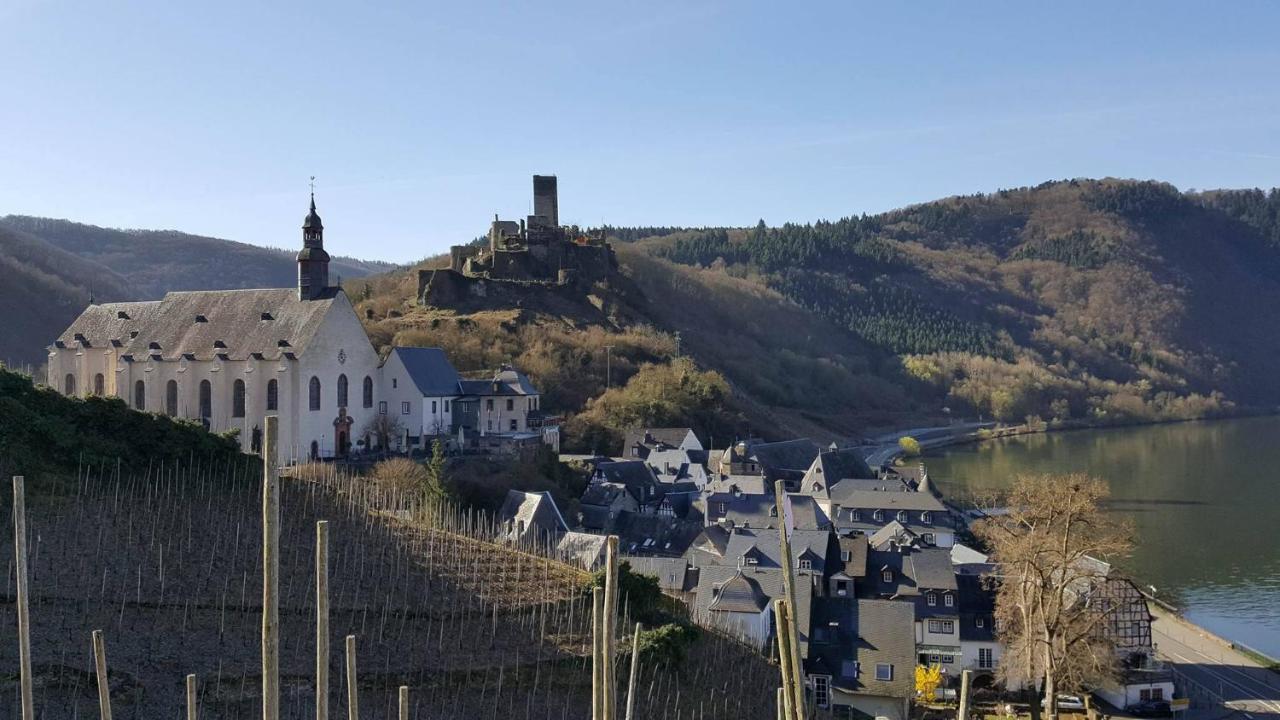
[{"xmin": 974, "ymin": 474, "xmax": 1133, "ymax": 720}]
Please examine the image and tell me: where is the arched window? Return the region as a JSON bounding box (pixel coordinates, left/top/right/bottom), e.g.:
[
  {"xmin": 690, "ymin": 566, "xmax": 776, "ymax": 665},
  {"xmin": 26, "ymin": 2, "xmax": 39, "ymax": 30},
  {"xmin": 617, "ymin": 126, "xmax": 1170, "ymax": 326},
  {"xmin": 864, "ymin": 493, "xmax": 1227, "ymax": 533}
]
[
  {"xmin": 337, "ymin": 374, "xmax": 348, "ymax": 409},
  {"xmin": 199, "ymin": 380, "xmax": 212, "ymax": 419},
  {"xmin": 232, "ymin": 379, "xmax": 246, "ymax": 418},
  {"xmin": 309, "ymin": 376, "xmax": 321, "ymax": 411},
  {"xmin": 362, "ymin": 376, "xmax": 373, "ymax": 408},
  {"xmin": 134, "ymin": 380, "xmax": 145, "ymax": 410},
  {"xmin": 266, "ymin": 379, "xmax": 278, "ymax": 411},
  {"xmin": 166, "ymin": 380, "xmax": 178, "ymax": 416},
  {"xmin": 93, "ymin": 373, "xmax": 105, "ymax": 396},
  {"xmin": 64, "ymin": 373, "xmax": 76, "ymax": 395}
]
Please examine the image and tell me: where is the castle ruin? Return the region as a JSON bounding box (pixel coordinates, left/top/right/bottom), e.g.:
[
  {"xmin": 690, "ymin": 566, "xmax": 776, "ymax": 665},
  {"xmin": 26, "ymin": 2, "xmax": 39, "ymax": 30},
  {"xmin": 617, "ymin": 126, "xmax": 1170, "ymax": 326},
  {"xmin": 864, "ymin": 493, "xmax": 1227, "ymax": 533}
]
[{"xmin": 420, "ymin": 175, "xmax": 618, "ymax": 306}]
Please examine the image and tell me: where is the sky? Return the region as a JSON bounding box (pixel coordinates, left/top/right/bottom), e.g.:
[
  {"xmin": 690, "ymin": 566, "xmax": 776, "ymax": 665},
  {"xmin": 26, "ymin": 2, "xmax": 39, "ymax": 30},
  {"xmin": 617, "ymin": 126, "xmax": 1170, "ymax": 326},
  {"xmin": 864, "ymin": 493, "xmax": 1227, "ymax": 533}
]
[{"xmin": 2, "ymin": 1, "xmax": 1280, "ymax": 263}]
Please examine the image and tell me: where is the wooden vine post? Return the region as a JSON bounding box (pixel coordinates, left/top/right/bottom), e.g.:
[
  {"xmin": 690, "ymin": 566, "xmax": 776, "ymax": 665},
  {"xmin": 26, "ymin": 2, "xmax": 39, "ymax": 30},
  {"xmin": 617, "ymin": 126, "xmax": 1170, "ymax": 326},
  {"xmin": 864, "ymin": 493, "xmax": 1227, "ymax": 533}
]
[
  {"xmin": 774, "ymin": 599, "xmax": 797, "ymax": 720},
  {"xmin": 591, "ymin": 586, "xmax": 605, "ymax": 720},
  {"xmin": 317, "ymin": 520, "xmax": 331, "ymax": 720},
  {"xmin": 13, "ymin": 476, "xmax": 34, "ymax": 720},
  {"xmin": 186, "ymin": 674, "xmax": 198, "ymax": 720},
  {"xmin": 603, "ymin": 535, "xmax": 620, "ymax": 720},
  {"xmin": 775, "ymin": 479, "xmax": 807, "ymax": 720},
  {"xmin": 263, "ymin": 415, "xmax": 280, "ymax": 720},
  {"xmin": 623, "ymin": 622, "xmax": 643, "ymax": 720},
  {"xmin": 345, "ymin": 635, "xmax": 359, "ymax": 720},
  {"xmin": 398, "ymin": 685, "xmax": 409, "ymax": 720},
  {"xmin": 92, "ymin": 629, "xmax": 113, "ymax": 720}
]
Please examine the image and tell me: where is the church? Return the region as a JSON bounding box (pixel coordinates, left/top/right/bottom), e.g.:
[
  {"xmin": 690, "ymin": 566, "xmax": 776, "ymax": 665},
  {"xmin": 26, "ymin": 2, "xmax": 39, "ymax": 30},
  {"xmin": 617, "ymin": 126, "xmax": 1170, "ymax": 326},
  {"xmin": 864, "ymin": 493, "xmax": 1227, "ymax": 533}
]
[{"xmin": 46, "ymin": 195, "xmax": 543, "ymax": 466}]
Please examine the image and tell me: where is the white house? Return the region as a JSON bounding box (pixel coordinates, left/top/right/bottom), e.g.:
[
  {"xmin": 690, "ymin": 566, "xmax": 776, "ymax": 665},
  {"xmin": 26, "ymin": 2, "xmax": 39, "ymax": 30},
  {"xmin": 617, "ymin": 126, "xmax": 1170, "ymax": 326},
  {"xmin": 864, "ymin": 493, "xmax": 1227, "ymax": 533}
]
[
  {"xmin": 46, "ymin": 195, "xmax": 380, "ymax": 466},
  {"xmin": 381, "ymin": 346, "xmax": 462, "ymax": 444}
]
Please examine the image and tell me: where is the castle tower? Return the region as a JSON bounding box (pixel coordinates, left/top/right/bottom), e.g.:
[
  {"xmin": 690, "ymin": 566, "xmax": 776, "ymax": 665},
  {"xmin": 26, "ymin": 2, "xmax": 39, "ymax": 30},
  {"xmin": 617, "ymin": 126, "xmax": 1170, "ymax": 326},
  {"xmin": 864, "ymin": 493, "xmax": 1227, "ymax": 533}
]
[
  {"xmin": 298, "ymin": 191, "xmax": 331, "ymax": 300},
  {"xmin": 532, "ymin": 174, "xmax": 558, "ymax": 227}
]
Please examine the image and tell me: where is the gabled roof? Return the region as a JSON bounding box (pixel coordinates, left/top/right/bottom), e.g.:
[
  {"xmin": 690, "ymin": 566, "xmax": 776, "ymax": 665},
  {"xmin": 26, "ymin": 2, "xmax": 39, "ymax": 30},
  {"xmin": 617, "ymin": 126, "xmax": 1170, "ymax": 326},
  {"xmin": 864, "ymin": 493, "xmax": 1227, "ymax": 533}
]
[
  {"xmin": 717, "ymin": 527, "xmax": 834, "ymax": 572},
  {"xmin": 868, "ymin": 521, "xmax": 920, "ymax": 551},
  {"xmin": 828, "ymin": 483, "xmax": 948, "ymax": 512},
  {"xmin": 389, "ymin": 346, "xmax": 462, "ymax": 396},
  {"xmin": 458, "ymin": 365, "xmax": 537, "ymax": 397},
  {"xmin": 623, "ymin": 427, "xmax": 700, "ymax": 454},
  {"xmin": 802, "ymin": 448, "xmax": 877, "ymax": 495},
  {"xmin": 861, "ymin": 545, "xmax": 957, "ymax": 598},
  {"xmin": 749, "ymin": 438, "xmax": 822, "ymax": 473},
  {"xmin": 54, "ymin": 288, "xmax": 344, "ymax": 361},
  {"xmin": 615, "ymin": 512, "xmax": 702, "ymax": 557},
  {"xmin": 497, "ymin": 490, "xmax": 568, "ymax": 538},
  {"xmin": 694, "ymin": 564, "xmax": 815, "ymax": 650},
  {"xmin": 623, "ymin": 556, "xmax": 695, "ymax": 592},
  {"xmin": 557, "ymin": 532, "xmax": 608, "ymax": 569},
  {"xmin": 714, "ymin": 493, "xmax": 831, "ymax": 531},
  {"xmin": 707, "ymin": 572, "xmax": 770, "ymax": 613}
]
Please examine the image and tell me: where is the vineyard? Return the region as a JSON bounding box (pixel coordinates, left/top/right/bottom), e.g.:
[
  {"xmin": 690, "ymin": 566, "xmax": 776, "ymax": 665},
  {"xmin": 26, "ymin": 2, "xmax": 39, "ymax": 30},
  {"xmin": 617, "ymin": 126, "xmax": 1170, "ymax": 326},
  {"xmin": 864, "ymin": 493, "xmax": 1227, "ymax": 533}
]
[{"xmin": 0, "ymin": 456, "xmax": 780, "ymax": 719}]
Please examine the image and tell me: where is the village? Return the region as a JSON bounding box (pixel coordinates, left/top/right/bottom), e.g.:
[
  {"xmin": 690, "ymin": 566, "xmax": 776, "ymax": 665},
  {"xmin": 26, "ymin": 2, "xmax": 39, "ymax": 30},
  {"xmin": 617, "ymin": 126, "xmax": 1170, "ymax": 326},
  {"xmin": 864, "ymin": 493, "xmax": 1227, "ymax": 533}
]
[{"xmin": 34, "ymin": 176, "xmax": 1211, "ymax": 720}]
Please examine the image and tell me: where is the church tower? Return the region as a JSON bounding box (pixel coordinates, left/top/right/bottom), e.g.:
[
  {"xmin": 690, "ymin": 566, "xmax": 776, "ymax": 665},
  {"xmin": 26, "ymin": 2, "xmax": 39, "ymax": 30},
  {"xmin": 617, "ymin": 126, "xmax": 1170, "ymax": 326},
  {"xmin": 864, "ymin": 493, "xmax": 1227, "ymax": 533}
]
[{"xmin": 297, "ymin": 191, "xmax": 331, "ymax": 300}]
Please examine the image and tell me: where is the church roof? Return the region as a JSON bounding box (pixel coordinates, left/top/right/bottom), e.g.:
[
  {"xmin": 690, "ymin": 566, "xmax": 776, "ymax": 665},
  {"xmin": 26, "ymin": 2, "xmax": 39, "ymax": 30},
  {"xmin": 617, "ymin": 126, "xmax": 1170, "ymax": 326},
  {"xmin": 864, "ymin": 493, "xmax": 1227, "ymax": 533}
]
[
  {"xmin": 303, "ymin": 195, "xmax": 323, "ymax": 230},
  {"xmin": 53, "ymin": 287, "xmax": 342, "ymax": 362}
]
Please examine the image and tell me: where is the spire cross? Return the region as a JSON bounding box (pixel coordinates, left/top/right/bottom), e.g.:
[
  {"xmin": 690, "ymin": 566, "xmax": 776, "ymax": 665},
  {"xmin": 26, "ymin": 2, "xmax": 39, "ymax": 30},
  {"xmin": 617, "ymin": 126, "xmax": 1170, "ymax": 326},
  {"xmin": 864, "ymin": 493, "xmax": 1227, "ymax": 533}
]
[{"xmin": 309, "ymin": 175, "xmax": 316, "ymax": 198}]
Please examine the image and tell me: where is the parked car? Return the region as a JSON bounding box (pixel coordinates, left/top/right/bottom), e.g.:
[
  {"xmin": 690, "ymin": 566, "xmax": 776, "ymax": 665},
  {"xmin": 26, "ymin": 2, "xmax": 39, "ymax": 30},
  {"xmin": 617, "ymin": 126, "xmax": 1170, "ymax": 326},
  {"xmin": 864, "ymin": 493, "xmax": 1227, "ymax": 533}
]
[
  {"xmin": 1125, "ymin": 700, "xmax": 1172, "ymax": 717},
  {"xmin": 1043, "ymin": 694, "xmax": 1087, "ymax": 711}
]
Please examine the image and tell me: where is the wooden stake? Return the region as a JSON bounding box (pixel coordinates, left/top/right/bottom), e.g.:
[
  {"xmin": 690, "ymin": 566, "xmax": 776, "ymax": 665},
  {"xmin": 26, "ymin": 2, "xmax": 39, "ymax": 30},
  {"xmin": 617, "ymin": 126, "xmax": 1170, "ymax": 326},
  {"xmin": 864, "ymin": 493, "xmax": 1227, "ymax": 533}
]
[
  {"xmin": 317, "ymin": 520, "xmax": 330, "ymax": 720},
  {"xmin": 398, "ymin": 685, "xmax": 409, "ymax": 720},
  {"xmin": 345, "ymin": 634, "xmax": 359, "ymax": 720},
  {"xmin": 263, "ymin": 415, "xmax": 280, "ymax": 720},
  {"xmin": 187, "ymin": 673, "xmax": 198, "ymax": 720},
  {"xmin": 92, "ymin": 629, "xmax": 113, "ymax": 720},
  {"xmin": 624, "ymin": 622, "xmax": 642, "ymax": 720},
  {"xmin": 957, "ymin": 669, "xmax": 972, "ymax": 720},
  {"xmin": 591, "ymin": 586, "xmax": 605, "ymax": 720},
  {"xmin": 777, "ymin": 687, "xmax": 785, "ymax": 720},
  {"xmin": 13, "ymin": 476, "xmax": 34, "ymax": 720},
  {"xmin": 774, "ymin": 600, "xmax": 796, "ymax": 720},
  {"xmin": 603, "ymin": 535, "xmax": 619, "ymax": 720},
  {"xmin": 774, "ymin": 480, "xmax": 807, "ymax": 720}
]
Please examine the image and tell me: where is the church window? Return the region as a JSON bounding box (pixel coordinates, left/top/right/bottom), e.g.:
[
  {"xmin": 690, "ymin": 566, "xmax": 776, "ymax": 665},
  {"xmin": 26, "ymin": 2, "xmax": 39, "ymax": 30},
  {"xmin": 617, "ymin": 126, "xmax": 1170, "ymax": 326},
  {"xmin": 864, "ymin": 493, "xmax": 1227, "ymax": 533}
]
[
  {"xmin": 337, "ymin": 374, "xmax": 348, "ymax": 408},
  {"xmin": 93, "ymin": 373, "xmax": 104, "ymax": 396},
  {"xmin": 266, "ymin": 379, "xmax": 278, "ymax": 411},
  {"xmin": 64, "ymin": 373, "xmax": 76, "ymax": 395},
  {"xmin": 199, "ymin": 380, "xmax": 211, "ymax": 419},
  {"xmin": 232, "ymin": 379, "xmax": 246, "ymax": 418},
  {"xmin": 309, "ymin": 376, "xmax": 321, "ymax": 411},
  {"xmin": 166, "ymin": 380, "xmax": 178, "ymax": 416},
  {"xmin": 134, "ymin": 380, "xmax": 145, "ymax": 410},
  {"xmin": 362, "ymin": 376, "xmax": 373, "ymax": 408}
]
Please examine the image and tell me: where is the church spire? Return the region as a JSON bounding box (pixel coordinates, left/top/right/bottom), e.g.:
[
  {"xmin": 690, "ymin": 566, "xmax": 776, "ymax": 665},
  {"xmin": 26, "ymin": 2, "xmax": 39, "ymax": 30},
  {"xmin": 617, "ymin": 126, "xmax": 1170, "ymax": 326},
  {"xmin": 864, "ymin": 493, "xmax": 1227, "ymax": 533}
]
[{"xmin": 298, "ymin": 178, "xmax": 330, "ymax": 300}]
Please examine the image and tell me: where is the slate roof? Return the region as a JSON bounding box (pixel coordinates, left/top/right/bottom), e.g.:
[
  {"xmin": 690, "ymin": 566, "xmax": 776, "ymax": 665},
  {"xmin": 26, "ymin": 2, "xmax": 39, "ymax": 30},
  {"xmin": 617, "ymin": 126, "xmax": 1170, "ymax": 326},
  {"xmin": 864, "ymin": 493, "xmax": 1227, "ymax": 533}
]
[
  {"xmin": 390, "ymin": 346, "xmax": 462, "ymax": 396},
  {"xmin": 705, "ymin": 475, "xmax": 770, "ymax": 496},
  {"xmin": 623, "ymin": 556, "xmax": 695, "ymax": 593},
  {"xmin": 623, "ymin": 428, "xmax": 699, "ymax": 455},
  {"xmin": 615, "ymin": 512, "xmax": 703, "ymax": 557},
  {"xmin": 706, "ymin": 572, "xmax": 770, "ymax": 612},
  {"xmin": 750, "ymin": 438, "xmax": 822, "ymax": 473},
  {"xmin": 685, "ymin": 525, "xmax": 731, "ymax": 566},
  {"xmin": 54, "ymin": 288, "xmax": 343, "ymax": 361},
  {"xmin": 836, "ymin": 535, "xmax": 869, "ymax": 578},
  {"xmin": 861, "ymin": 546, "xmax": 957, "ymax": 599},
  {"xmin": 715, "ymin": 493, "xmax": 830, "ymax": 531},
  {"xmin": 497, "ymin": 490, "xmax": 568, "ymax": 539},
  {"xmin": 806, "ymin": 598, "xmax": 916, "ymax": 699},
  {"xmin": 828, "ymin": 484, "xmax": 949, "ymax": 511},
  {"xmin": 803, "ymin": 448, "xmax": 877, "ymax": 493},
  {"xmin": 868, "ymin": 521, "xmax": 921, "ymax": 550},
  {"xmin": 557, "ymin": 532, "xmax": 608, "ymax": 569},
  {"xmin": 694, "ymin": 564, "xmax": 815, "ymax": 649},
  {"xmin": 457, "ymin": 365, "xmax": 537, "ymax": 397},
  {"xmin": 718, "ymin": 527, "xmax": 834, "ymax": 572},
  {"xmin": 594, "ymin": 460, "xmax": 658, "ymax": 488}
]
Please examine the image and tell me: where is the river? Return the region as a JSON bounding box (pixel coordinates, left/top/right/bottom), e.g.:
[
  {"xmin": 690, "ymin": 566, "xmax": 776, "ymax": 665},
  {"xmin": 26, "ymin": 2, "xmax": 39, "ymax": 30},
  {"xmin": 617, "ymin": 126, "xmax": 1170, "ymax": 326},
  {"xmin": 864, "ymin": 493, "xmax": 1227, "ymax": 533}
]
[{"xmin": 923, "ymin": 415, "xmax": 1280, "ymax": 658}]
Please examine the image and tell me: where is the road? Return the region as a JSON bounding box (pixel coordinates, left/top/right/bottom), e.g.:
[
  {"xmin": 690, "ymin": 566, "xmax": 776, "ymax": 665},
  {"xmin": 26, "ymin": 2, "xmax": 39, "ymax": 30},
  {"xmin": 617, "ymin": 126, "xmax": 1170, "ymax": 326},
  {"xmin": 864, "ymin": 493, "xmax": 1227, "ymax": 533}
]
[
  {"xmin": 1151, "ymin": 605, "xmax": 1280, "ymax": 719},
  {"xmin": 860, "ymin": 422, "xmax": 995, "ymax": 467}
]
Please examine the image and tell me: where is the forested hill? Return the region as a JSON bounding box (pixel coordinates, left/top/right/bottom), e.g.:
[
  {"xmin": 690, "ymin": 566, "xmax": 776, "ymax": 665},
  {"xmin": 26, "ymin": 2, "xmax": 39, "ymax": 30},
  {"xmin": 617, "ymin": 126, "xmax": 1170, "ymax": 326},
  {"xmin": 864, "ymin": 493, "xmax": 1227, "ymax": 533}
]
[
  {"xmin": 628, "ymin": 180, "xmax": 1280, "ymax": 426},
  {"xmin": 0, "ymin": 215, "xmax": 394, "ymax": 368}
]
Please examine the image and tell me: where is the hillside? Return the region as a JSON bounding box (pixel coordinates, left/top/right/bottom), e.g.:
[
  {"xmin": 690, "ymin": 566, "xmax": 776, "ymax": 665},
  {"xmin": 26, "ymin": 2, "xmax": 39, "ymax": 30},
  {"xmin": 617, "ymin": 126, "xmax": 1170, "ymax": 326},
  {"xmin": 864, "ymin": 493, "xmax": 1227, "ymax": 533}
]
[
  {"xmin": 356, "ymin": 179, "xmax": 1280, "ymax": 448},
  {"xmin": 0, "ymin": 215, "xmax": 394, "ymax": 367}
]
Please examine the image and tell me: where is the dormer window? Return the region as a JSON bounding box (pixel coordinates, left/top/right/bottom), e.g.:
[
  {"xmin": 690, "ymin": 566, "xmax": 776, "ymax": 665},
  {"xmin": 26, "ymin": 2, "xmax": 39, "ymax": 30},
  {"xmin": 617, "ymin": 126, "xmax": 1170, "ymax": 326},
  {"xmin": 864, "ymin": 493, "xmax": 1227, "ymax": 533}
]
[
  {"xmin": 195, "ymin": 315, "xmax": 208, "ymax": 323},
  {"xmin": 944, "ymin": 594, "xmax": 954, "ymax": 607},
  {"xmin": 896, "ymin": 511, "xmax": 907, "ymax": 523},
  {"xmin": 872, "ymin": 510, "xmax": 883, "ymax": 522},
  {"xmin": 117, "ymin": 311, "xmax": 130, "ymax": 319},
  {"xmin": 130, "ymin": 331, "xmax": 139, "ymax": 339},
  {"xmin": 769, "ymin": 505, "xmax": 778, "ymax": 518},
  {"xmin": 921, "ymin": 511, "xmax": 932, "ymax": 524},
  {"xmin": 261, "ymin": 312, "xmax": 274, "ymax": 321},
  {"xmin": 798, "ymin": 559, "xmax": 812, "ymax": 571},
  {"xmin": 213, "ymin": 340, "xmax": 227, "ymax": 349},
  {"xmin": 850, "ymin": 509, "xmax": 860, "ymax": 522},
  {"xmin": 148, "ymin": 341, "xmax": 162, "ymax": 350},
  {"xmin": 882, "ymin": 569, "xmax": 893, "ymax": 583},
  {"xmin": 277, "ymin": 339, "xmax": 290, "ymax": 347},
  {"xmin": 927, "ymin": 593, "xmax": 937, "ymax": 607},
  {"xmin": 812, "ymin": 482, "xmax": 822, "ymax": 492},
  {"xmin": 745, "ymin": 556, "xmax": 758, "ymax": 565}
]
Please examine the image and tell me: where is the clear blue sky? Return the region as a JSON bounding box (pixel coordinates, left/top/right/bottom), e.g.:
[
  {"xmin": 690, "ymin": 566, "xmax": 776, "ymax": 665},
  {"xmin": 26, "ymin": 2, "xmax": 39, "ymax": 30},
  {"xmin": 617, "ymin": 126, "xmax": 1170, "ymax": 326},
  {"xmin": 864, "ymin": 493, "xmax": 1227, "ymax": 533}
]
[{"xmin": 3, "ymin": 1, "xmax": 1279, "ymax": 263}]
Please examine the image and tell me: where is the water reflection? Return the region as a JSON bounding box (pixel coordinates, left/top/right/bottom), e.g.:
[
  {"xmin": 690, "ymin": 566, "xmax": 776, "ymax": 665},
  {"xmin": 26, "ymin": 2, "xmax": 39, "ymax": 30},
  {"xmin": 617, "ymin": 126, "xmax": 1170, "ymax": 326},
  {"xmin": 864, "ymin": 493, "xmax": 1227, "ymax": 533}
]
[{"xmin": 926, "ymin": 416, "xmax": 1280, "ymax": 657}]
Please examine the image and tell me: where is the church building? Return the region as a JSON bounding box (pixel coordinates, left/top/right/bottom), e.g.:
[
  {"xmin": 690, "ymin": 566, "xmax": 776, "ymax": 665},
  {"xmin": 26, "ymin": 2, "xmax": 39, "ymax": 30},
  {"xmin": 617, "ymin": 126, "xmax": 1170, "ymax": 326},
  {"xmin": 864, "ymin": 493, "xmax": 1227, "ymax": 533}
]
[{"xmin": 46, "ymin": 195, "xmax": 382, "ymax": 465}]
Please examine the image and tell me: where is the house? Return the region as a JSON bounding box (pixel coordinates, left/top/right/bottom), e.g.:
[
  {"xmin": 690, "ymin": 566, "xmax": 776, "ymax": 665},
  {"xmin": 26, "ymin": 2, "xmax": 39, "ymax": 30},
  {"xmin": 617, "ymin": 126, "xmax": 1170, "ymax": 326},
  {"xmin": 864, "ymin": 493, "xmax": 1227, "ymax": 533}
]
[
  {"xmin": 1089, "ymin": 578, "xmax": 1175, "ymax": 709},
  {"xmin": 454, "ymin": 366, "xmax": 542, "ymax": 435},
  {"xmin": 828, "ymin": 534, "xmax": 868, "ymax": 599},
  {"xmin": 805, "ymin": 598, "xmax": 916, "ymax": 720},
  {"xmin": 622, "ymin": 427, "xmax": 703, "ymax": 459},
  {"xmin": 380, "ymin": 346, "xmax": 462, "ymax": 442},
  {"xmin": 799, "ymin": 447, "xmax": 878, "ymax": 499},
  {"xmin": 646, "ymin": 447, "xmax": 710, "ymax": 489},
  {"xmin": 614, "ymin": 511, "xmax": 704, "ymax": 558},
  {"xmin": 497, "ymin": 490, "xmax": 569, "ymax": 545},
  {"xmin": 823, "ymin": 479, "xmax": 956, "ymax": 547},
  {"xmin": 556, "ymin": 531, "xmax": 609, "ymax": 570},
  {"xmin": 715, "ymin": 438, "xmax": 822, "ymax": 488},
  {"xmin": 956, "ymin": 573, "xmax": 1001, "ymax": 679},
  {"xmin": 859, "ymin": 541, "xmax": 961, "ymax": 669},
  {"xmin": 46, "ymin": 194, "xmax": 381, "ymax": 465},
  {"xmin": 621, "ymin": 556, "xmax": 698, "ymax": 597},
  {"xmin": 578, "ymin": 482, "xmax": 637, "ymax": 532},
  {"xmin": 693, "ymin": 566, "xmax": 778, "ymax": 648}
]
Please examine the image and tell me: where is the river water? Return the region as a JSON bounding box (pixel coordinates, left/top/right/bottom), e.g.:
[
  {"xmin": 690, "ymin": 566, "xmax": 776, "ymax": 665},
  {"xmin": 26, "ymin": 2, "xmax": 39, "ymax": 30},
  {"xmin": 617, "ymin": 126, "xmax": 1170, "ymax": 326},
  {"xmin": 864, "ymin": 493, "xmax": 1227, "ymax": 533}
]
[{"xmin": 923, "ymin": 416, "xmax": 1280, "ymax": 658}]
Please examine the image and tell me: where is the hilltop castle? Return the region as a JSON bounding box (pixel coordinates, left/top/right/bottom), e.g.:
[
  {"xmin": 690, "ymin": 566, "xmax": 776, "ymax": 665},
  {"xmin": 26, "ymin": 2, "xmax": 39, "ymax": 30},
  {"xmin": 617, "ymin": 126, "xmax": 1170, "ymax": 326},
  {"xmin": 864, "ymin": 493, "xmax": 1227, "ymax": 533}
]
[{"xmin": 419, "ymin": 175, "xmax": 617, "ymax": 306}]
